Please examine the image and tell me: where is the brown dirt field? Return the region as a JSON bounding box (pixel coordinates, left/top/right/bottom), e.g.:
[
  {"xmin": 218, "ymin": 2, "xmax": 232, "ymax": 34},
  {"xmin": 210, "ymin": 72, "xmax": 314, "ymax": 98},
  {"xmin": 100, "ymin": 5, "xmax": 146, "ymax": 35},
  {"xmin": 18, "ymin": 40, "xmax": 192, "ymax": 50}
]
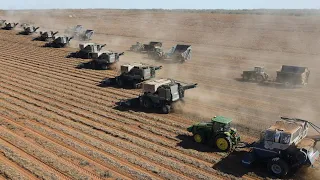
[{"xmin": 0, "ymin": 9, "xmax": 319, "ymax": 179}]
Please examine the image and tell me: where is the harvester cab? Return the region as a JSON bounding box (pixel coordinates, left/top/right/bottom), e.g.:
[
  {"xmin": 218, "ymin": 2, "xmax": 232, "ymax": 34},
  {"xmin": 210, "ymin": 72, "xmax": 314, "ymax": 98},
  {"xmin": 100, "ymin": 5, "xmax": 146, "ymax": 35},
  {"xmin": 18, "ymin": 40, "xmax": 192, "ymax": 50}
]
[
  {"xmin": 44, "ymin": 36, "xmax": 73, "ymax": 48},
  {"xmin": 101, "ymin": 62, "xmax": 162, "ymax": 88},
  {"xmin": 2, "ymin": 22, "xmax": 19, "ymax": 30},
  {"xmin": 70, "ymin": 43, "xmax": 106, "ymax": 59},
  {"xmin": 241, "ymin": 117, "xmax": 320, "ymax": 177},
  {"xmin": 187, "ymin": 116, "xmax": 240, "ymax": 152},
  {"xmin": 20, "ymin": 26, "xmax": 40, "ymax": 35},
  {"xmin": 34, "ymin": 31, "xmax": 59, "ymax": 41},
  {"xmin": 118, "ymin": 78, "xmax": 197, "ymax": 114}
]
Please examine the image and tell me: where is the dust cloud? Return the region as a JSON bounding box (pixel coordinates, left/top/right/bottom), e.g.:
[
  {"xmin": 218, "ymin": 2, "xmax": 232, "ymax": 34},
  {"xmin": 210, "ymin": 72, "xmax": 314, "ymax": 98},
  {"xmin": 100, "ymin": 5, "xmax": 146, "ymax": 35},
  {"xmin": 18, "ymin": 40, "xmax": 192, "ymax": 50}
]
[{"xmin": 2, "ymin": 9, "xmax": 320, "ymax": 134}]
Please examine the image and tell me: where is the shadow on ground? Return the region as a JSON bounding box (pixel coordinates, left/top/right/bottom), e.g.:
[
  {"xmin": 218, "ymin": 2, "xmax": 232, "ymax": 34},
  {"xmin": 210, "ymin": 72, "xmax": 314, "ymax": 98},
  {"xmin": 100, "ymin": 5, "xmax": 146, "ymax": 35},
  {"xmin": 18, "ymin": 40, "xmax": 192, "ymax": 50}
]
[
  {"xmin": 213, "ymin": 150, "xmax": 314, "ymax": 179},
  {"xmin": 175, "ymin": 134, "xmax": 222, "ymax": 153},
  {"xmin": 234, "ymin": 78, "xmax": 302, "ymax": 89}
]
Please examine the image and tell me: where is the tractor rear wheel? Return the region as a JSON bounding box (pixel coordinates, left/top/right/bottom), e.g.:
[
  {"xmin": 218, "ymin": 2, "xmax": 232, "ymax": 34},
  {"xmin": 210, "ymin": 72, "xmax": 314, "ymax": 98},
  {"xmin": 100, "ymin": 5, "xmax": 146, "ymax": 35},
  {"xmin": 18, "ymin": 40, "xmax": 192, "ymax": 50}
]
[
  {"xmin": 193, "ymin": 133, "xmax": 205, "ymax": 143},
  {"xmin": 256, "ymin": 75, "xmax": 264, "ymax": 83},
  {"xmin": 267, "ymin": 158, "xmax": 289, "ymax": 178},
  {"xmin": 214, "ymin": 135, "xmax": 232, "ymax": 152}
]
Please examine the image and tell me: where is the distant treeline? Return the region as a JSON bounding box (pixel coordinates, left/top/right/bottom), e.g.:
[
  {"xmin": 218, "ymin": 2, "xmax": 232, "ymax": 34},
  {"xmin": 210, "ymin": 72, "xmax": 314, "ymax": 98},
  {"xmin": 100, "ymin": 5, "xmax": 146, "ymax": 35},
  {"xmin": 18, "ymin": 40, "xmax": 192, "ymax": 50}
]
[{"xmin": 2, "ymin": 9, "xmax": 320, "ymax": 16}]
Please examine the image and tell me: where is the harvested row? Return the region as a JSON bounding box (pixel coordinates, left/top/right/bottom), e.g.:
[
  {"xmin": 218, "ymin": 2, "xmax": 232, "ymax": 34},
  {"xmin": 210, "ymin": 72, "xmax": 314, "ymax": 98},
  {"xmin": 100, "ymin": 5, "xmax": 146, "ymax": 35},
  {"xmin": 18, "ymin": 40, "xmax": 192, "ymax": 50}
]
[
  {"xmin": 0, "ymin": 91, "xmax": 179, "ymax": 180},
  {"xmin": 0, "ymin": 115, "xmax": 130, "ymax": 180},
  {"xmin": 0, "ymin": 134, "xmax": 70, "ymax": 180},
  {"xmin": 0, "ymin": 153, "xmax": 35, "ymax": 180},
  {"xmin": 0, "ymin": 125, "xmax": 96, "ymax": 179},
  {"xmin": 0, "ymin": 80, "xmax": 229, "ymax": 179},
  {"xmin": 0, "ymin": 66, "xmax": 192, "ymax": 138},
  {"xmin": 0, "ymin": 60, "xmax": 199, "ymax": 134}
]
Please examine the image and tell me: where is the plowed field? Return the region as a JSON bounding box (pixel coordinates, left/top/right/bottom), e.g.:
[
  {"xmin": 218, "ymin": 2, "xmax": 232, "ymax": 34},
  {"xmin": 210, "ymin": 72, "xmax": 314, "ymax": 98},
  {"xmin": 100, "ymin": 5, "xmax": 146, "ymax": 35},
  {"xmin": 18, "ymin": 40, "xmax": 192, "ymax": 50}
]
[{"xmin": 0, "ymin": 10, "xmax": 320, "ymax": 179}]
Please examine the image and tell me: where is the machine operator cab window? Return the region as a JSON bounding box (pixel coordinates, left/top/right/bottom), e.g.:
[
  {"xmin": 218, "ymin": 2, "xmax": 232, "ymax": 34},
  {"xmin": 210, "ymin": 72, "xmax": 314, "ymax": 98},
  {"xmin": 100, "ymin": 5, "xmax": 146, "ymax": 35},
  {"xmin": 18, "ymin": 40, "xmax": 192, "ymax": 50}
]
[
  {"xmin": 254, "ymin": 67, "xmax": 264, "ymax": 73},
  {"xmin": 212, "ymin": 116, "xmax": 231, "ymax": 133}
]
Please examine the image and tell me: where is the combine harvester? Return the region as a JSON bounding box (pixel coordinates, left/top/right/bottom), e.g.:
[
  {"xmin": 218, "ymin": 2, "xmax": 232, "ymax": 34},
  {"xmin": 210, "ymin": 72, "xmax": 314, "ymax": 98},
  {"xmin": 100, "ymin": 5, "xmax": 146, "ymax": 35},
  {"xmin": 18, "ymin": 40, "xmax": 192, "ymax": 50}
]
[
  {"xmin": 64, "ymin": 25, "xmax": 94, "ymax": 41},
  {"xmin": 241, "ymin": 65, "xmax": 310, "ymax": 88},
  {"xmin": 2, "ymin": 22, "xmax": 19, "ymax": 30},
  {"xmin": 148, "ymin": 44, "xmax": 192, "ymax": 63},
  {"xmin": 33, "ymin": 31, "xmax": 59, "ymax": 41},
  {"xmin": 68, "ymin": 42, "xmax": 106, "ymax": 59},
  {"xmin": 241, "ymin": 117, "xmax": 320, "ymax": 178},
  {"xmin": 18, "ymin": 25, "xmax": 40, "ymax": 35},
  {"xmin": 101, "ymin": 62, "xmax": 162, "ymax": 88},
  {"xmin": 117, "ymin": 78, "xmax": 197, "ymax": 114},
  {"xmin": 77, "ymin": 50, "xmax": 124, "ymax": 70},
  {"xmin": 44, "ymin": 36, "xmax": 73, "ymax": 48}
]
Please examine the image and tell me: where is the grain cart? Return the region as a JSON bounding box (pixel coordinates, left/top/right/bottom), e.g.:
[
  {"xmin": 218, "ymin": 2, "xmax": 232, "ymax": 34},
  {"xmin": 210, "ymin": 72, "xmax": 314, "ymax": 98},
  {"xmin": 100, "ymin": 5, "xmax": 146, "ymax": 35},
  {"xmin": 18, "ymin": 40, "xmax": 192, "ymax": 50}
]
[
  {"xmin": 77, "ymin": 29, "xmax": 94, "ymax": 41},
  {"xmin": 101, "ymin": 62, "xmax": 162, "ymax": 88},
  {"xmin": 19, "ymin": 26, "xmax": 40, "ymax": 35},
  {"xmin": 33, "ymin": 31, "xmax": 59, "ymax": 41},
  {"xmin": 149, "ymin": 44, "xmax": 192, "ymax": 63},
  {"xmin": 241, "ymin": 66, "xmax": 269, "ymax": 83},
  {"xmin": 118, "ymin": 78, "xmax": 197, "ymax": 114},
  {"xmin": 64, "ymin": 25, "xmax": 83, "ymax": 36},
  {"xmin": 44, "ymin": 36, "xmax": 73, "ymax": 48},
  {"xmin": 274, "ymin": 65, "xmax": 310, "ymax": 87},
  {"xmin": 2, "ymin": 22, "xmax": 19, "ymax": 30},
  {"xmin": 68, "ymin": 43, "xmax": 106, "ymax": 59},
  {"xmin": 187, "ymin": 116, "xmax": 241, "ymax": 152},
  {"xmin": 130, "ymin": 41, "xmax": 162, "ymax": 52},
  {"xmin": 241, "ymin": 117, "xmax": 320, "ymax": 178},
  {"xmin": 77, "ymin": 51, "xmax": 124, "ymax": 70}
]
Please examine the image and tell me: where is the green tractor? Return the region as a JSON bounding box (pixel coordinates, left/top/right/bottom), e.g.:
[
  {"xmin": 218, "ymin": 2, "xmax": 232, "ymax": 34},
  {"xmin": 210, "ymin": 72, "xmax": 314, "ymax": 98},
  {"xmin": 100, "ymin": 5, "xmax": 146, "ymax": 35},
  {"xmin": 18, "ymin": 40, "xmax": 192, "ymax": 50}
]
[{"xmin": 187, "ymin": 116, "xmax": 240, "ymax": 152}]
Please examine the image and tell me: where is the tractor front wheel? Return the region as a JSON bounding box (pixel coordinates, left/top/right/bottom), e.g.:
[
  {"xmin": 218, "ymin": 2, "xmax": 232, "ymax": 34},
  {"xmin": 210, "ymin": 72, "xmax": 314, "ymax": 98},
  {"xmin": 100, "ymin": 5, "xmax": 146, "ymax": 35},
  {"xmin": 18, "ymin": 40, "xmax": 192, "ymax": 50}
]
[
  {"xmin": 193, "ymin": 133, "xmax": 205, "ymax": 143},
  {"xmin": 242, "ymin": 74, "xmax": 249, "ymax": 81},
  {"xmin": 214, "ymin": 135, "xmax": 232, "ymax": 152},
  {"xmin": 267, "ymin": 158, "xmax": 289, "ymax": 178}
]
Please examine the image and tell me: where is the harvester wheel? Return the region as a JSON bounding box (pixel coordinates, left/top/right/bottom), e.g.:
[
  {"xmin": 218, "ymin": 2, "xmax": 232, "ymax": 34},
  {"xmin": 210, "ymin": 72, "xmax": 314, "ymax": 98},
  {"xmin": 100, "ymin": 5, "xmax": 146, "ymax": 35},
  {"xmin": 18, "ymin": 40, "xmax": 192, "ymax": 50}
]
[
  {"xmin": 214, "ymin": 135, "xmax": 232, "ymax": 152},
  {"xmin": 161, "ymin": 105, "xmax": 171, "ymax": 114},
  {"xmin": 132, "ymin": 81, "xmax": 139, "ymax": 89},
  {"xmin": 141, "ymin": 97, "xmax": 152, "ymax": 109},
  {"xmin": 193, "ymin": 133, "xmax": 205, "ymax": 143},
  {"xmin": 116, "ymin": 77, "xmax": 123, "ymax": 87},
  {"xmin": 267, "ymin": 158, "xmax": 289, "ymax": 178}
]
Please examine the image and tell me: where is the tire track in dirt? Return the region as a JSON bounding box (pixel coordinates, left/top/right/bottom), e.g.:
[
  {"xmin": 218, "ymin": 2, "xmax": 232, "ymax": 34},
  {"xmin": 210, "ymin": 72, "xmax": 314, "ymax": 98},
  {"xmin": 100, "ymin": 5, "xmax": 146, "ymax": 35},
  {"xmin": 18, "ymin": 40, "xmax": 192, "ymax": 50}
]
[
  {"xmin": 0, "ymin": 95, "xmax": 167, "ymax": 180},
  {"xmin": 0, "ymin": 135, "xmax": 71, "ymax": 180},
  {"xmin": 0, "ymin": 115, "xmax": 130, "ymax": 180},
  {"xmin": 0, "ymin": 153, "xmax": 36, "ymax": 180},
  {"xmin": 0, "ymin": 119, "xmax": 103, "ymax": 180}
]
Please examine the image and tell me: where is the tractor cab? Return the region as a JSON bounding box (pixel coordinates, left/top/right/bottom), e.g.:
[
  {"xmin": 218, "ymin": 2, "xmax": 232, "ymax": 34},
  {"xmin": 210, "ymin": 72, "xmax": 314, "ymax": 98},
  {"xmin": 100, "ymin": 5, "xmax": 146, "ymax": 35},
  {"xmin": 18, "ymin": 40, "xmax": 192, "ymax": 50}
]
[
  {"xmin": 254, "ymin": 66, "xmax": 265, "ymax": 73},
  {"xmin": 211, "ymin": 116, "xmax": 232, "ymax": 133}
]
